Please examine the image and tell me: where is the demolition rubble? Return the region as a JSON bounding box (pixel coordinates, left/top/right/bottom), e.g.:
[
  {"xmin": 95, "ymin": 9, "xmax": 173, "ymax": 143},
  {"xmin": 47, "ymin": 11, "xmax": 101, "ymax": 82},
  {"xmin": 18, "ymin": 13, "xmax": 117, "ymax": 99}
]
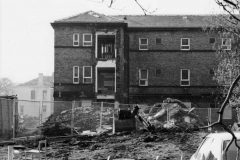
[{"xmin": 1, "ymin": 98, "xmax": 207, "ymax": 160}]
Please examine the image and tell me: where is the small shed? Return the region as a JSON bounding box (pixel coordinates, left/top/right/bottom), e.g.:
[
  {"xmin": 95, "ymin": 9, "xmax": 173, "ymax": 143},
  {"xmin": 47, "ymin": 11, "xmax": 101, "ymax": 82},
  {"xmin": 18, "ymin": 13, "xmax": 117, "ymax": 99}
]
[{"xmin": 0, "ymin": 96, "xmax": 18, "ymax": 140}]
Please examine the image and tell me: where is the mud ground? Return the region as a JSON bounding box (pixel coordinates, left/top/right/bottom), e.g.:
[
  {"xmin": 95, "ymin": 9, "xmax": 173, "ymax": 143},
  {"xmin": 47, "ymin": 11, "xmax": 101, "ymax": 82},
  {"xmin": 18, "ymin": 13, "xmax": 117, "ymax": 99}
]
[{"xmin": 0, "ymin": 130, "xmax": 207, "ymax": 160}]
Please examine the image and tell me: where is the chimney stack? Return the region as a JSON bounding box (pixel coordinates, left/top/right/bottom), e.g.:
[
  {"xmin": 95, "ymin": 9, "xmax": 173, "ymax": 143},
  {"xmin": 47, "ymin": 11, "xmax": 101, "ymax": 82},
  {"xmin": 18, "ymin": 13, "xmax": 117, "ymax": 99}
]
[{"xmin": 38, "ymin": 73, "xmax": 43, "ymax": 85}]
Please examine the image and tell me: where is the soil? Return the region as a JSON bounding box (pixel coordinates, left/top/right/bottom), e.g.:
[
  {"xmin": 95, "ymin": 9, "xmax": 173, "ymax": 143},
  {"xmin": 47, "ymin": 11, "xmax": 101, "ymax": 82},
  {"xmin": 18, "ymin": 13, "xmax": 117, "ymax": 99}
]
[{"xmin": 0, "ymin": 130, "xmax": 207, "ymax": 160}]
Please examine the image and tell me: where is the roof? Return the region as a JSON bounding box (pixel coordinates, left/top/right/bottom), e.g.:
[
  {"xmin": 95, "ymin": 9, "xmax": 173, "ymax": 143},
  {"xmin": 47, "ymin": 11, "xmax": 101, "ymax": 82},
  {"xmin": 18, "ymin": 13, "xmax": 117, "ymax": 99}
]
[
  {"xmin": 53, "ymin": 10, "xmax": 211, "ymax": 28},
  {"xmin": 114, "ymin": 15, "xmax": 209, "ymax": 28},
  {"xmin": 207, "ymin": 132, "xmax": 240, "ymax": 141},
  {"xmin": 17, "ymin": 76, "xmax": 53, "ymax": 87},
  {"xmin": 55, "ymin": 10, "xmax": 124, "ymax": 23}
]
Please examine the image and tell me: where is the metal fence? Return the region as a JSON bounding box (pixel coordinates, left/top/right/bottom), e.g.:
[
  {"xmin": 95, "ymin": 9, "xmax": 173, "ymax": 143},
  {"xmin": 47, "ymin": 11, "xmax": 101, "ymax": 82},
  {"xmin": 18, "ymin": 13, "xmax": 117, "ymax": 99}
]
[{"xmin": 0, "ymin": 98, "xmax": 237, "ymax": 140}]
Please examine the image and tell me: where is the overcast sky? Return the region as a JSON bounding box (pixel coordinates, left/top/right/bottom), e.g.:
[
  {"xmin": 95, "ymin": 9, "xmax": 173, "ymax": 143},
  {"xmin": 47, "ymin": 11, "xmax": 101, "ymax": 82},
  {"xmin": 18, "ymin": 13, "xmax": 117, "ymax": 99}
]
[{"xmin": 0, "ymin": 0, "xmax": 223, "ymax": 83}]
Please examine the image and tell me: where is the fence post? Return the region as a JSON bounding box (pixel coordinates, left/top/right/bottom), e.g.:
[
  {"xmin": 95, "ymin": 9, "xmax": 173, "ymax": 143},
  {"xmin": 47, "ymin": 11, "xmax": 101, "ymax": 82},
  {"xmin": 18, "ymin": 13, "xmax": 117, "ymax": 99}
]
[
  {"xmin": 99, "ymin": 101, "xmax": 103, "ymax": 133},
  {"xmin": 112, "ymin": 109, "xmax": 115, "ymax": 134},
  {"xmin": 40, "ymin": 100, "xmax": 43, "ymax": 126},
  {"xmin": 39, "ymin": 100, "xmax": 43, "ymax": 136},
  {"xmin": 8, "ymin": 146, "xmax": 13, "ymax": 160},
  {"xmin": 71, "ymin": 101, "xmax": 75, "ymax": 136},
  {"xmin": 12, "ymin": 99, "xmax": 16, "ymax": 141},
  {"xmin": 167, "ymin": 104, "xmax": 169, "ymax": 123}
]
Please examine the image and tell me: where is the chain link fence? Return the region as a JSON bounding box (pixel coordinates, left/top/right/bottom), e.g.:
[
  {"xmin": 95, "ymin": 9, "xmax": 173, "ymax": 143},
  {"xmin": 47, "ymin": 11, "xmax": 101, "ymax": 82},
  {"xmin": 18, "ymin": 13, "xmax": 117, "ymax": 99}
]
[{"xmin": 0, "ymin": 98, "xmax": 238, "ymax": 140}]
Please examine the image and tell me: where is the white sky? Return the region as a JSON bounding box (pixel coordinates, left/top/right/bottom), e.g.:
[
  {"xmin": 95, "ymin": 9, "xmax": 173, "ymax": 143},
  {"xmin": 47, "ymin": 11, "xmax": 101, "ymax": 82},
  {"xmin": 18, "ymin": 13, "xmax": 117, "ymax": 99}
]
[{"xmin": 0, "ymin": 0, "xmax": 223, "ymax": 83}]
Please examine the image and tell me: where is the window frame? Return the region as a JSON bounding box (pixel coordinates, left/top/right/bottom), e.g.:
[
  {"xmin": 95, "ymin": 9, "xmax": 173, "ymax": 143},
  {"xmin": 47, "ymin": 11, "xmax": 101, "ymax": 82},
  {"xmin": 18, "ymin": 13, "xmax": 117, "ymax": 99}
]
[
  {"xmin": 73, "ymin": 33, "xmax": 79, "ymax": 46},
  {"xmin": 43, "ymin": 90, "xmax": 47, "ymax": 100},
  {"xmin": 139, "ymin": 38, "xmax": 148, "ymax": 50},
  {"xmin": 83, "ymin": 66, "xmax": 92, "ymax": 84},
  {"xmin": 42, "ymin": 105, "xmax": 47, "ymax": 113},
  {"xmin": 73, "ymin": 66, "xmax": 80, "ymax": 84},
  {"xmin": 83, "ymin": 34, "xmax": 92, "ymax": 46},
  {"xmin": 180, "ymin": 38, "xmax": 190, "ymax": 50},
  {"xmin": 31, "ymin": 90, "xmax": 35, "ymax": 100},
  {"xmin": 139, "ymin": 69, "xmax": 148, "ymax": 86},
  {"xmin": 180, "ymin": 69, "xmax": 190, "ymax": 86},
  {"xmin": 222, "ymin": 38, "xmax": 231, "ymax": 50}
]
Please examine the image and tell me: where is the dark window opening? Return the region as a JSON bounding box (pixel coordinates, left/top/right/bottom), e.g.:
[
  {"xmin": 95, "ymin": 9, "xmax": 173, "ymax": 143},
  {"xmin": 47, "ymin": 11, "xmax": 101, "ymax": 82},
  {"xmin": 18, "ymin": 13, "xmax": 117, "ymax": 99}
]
[
  {"xmin": 156, "ymin": 38, "xmax": 161, "ymax": 44},
  {"xmin": 97, "ymin": 68, "xmax": 115, "ymax": 94},
  {"xmin": 209, "ymin": 38, "xmax": 215, "ymax": 44},
  {"xmin": 155, "ymin": 69, "xmax": 161, "ymax": 75}
]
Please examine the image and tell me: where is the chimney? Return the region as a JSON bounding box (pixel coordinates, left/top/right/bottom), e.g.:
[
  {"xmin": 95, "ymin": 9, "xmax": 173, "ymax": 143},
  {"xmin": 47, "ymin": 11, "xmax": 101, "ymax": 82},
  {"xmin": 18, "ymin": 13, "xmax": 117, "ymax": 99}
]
[{"xmin": 38, "ymin": 73, "xmax": 43, "ymax": 85}]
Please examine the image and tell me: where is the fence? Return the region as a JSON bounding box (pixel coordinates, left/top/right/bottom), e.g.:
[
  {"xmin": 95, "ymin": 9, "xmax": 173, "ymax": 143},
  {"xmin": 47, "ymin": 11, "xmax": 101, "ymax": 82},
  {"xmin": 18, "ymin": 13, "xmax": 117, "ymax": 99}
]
[{"xmin": 0, "ymin": 98, "xmax": 238, "ymax": 140}]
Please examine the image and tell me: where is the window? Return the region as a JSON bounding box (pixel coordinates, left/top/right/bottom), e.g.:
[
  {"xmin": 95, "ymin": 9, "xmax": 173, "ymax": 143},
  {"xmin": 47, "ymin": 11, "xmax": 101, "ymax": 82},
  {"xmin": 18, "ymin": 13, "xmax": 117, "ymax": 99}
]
[
  {"xmin": 180, "ymin": 69, "xmax": 190, "ymax": 86},
  {"xmin": 139, "ymin": 38, "xmax": 148, "ymax": 50},
  {"xmin": 139, "ymin": 69, "xmax": 148, "ymax": 86},
  {"xmin": 223, "ymin": 106, "xmax": 232, "ymax": 119},
  {"xmin": 209, "ymin": 38, "xmax": 215, "ymax": 44},
  {"xmin": 31, "ymin": 90, "xmax": 35, "ymax": 99},
  {"xmin": 222, "ymin": 38, "xmax": 231, "ymax": 50},
  {"xmin": 155, "ymin": 69, "xmax": 161, "ymax": 75},
  {"xmin": 181, "ymin": 38, "xmax": 190, "ymax": 50},
  {"xmin": 156, "ymin": 38, "xmax": 161, "ymax": 44},
  {"xmin": 210, "ymin": 69, "xmax": 214, "ymax": 75},
  {"xmin": 43, "ymin": 90, "xmax": 47, "ymax": 100},
  {"xmin": 73, "ymin": 66, "xmax": 79, "ymax": 84},
  {"xmin": 73, "ymin": 34, "xmax": 79, "ymax": 46},
  {"xmin": 42, "ymin": 105, "xmax": 47, "ymax": 113},
  {"xmin": 20, "ymin": 106, "xmax": 24, "ymax": 115},
  {"xmin": 83, "ymin": 66, "xmax": 92, "ymax": 83},
  {"xmin": 83, "ymin": 34, "xmax": 92, "ymax": 46}
]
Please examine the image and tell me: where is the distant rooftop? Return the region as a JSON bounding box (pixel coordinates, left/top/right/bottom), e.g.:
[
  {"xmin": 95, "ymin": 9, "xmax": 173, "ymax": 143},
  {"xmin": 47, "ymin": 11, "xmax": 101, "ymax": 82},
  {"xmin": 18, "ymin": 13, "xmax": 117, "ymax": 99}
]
[
  {"xmin": 17, "ymin": 74, "xmax": 53, "ymax": 87},
  {"xmin": 53, "ymin": 10, "xmax": 212, "ymax": 28}
]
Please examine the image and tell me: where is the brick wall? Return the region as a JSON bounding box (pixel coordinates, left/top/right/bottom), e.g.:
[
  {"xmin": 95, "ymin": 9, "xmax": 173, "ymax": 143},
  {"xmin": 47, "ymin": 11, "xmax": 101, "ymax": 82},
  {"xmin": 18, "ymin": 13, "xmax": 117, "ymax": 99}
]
[
  {"xmin": 128, "ymin": 30, "xmax": 218, "ymax": 50},
  {"xmin": 53, "ymin": 24, "xmax": 127, "ymax": 103},
  {"xmin": 127, "ymin": 29, "xmax": 219, "ymax": 105}
]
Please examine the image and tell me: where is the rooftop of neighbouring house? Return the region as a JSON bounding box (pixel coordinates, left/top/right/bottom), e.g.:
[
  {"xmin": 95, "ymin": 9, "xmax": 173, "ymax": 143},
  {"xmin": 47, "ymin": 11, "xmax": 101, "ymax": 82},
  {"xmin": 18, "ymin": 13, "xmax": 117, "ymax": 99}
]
[
  {"xmin": 53, "ymin": 10, "xmax": 216, "ymax": 28},
  {"xmin": 17, "ymin": 73, "xmax": 53, "ymax": 87}
]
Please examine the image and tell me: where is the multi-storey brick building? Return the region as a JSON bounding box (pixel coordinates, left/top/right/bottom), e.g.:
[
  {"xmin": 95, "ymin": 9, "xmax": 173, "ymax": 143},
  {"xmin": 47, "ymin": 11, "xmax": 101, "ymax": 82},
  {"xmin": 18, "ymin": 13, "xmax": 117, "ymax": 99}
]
[{"xmin": 51, "ymin": 11, "xmax": 230, "ymax": 108}]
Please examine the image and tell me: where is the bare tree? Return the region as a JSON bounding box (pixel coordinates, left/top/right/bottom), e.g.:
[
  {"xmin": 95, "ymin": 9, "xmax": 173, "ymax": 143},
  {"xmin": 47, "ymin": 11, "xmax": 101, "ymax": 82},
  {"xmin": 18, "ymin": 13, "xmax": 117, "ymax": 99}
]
[
  {"xmin": 86, "ymin": 0, "xmax": 157, "ymax": 15},
  {"xmin": 0, "ymin": 78, "xmax": 15, "ymax": 96}
]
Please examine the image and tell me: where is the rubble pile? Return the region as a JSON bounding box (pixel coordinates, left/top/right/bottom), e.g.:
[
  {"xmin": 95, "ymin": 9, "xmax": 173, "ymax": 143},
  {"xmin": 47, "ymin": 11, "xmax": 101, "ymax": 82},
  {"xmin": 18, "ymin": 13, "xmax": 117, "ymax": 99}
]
[
  {"xmin": 148, "ymin": 98, "xmax": 203, "ymax": 131},
  {"xmin": 42, "ymin": 106, "xmax": 114, "ymax": 137}
]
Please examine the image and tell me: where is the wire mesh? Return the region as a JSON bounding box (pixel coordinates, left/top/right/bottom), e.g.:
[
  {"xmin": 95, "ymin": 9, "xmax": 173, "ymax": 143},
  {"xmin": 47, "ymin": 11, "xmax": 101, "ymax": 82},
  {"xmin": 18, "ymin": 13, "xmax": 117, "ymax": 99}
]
[
  {"xmin": 101, "ymin": 102, "xmax": 115, "ymax": 132},
  {"xmin": 72, "ymin": 101, "xmax": 102, "ymax": 134},
  {"xmin": 15, "ymin": 100, "xmax": 41, "ymax": 138},
  {"xmin": 1, "ymin": 97, "xmax": 239, "ymax": 140}
]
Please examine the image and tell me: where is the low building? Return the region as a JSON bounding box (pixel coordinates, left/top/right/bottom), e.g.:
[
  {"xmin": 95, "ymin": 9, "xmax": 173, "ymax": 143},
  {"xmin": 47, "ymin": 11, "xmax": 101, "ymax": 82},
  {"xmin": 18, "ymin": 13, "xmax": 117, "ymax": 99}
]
[{"xmin": 13, "ymin": 73, "xmax": 54, "ymax": 121}]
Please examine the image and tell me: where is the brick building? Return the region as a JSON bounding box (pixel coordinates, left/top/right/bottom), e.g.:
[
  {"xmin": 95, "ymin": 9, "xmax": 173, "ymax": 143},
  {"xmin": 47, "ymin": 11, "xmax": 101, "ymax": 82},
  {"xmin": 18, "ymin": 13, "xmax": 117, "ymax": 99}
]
[{"xmin": 51, "ymin": 11, "xmax": 228, "ymax": 108}]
